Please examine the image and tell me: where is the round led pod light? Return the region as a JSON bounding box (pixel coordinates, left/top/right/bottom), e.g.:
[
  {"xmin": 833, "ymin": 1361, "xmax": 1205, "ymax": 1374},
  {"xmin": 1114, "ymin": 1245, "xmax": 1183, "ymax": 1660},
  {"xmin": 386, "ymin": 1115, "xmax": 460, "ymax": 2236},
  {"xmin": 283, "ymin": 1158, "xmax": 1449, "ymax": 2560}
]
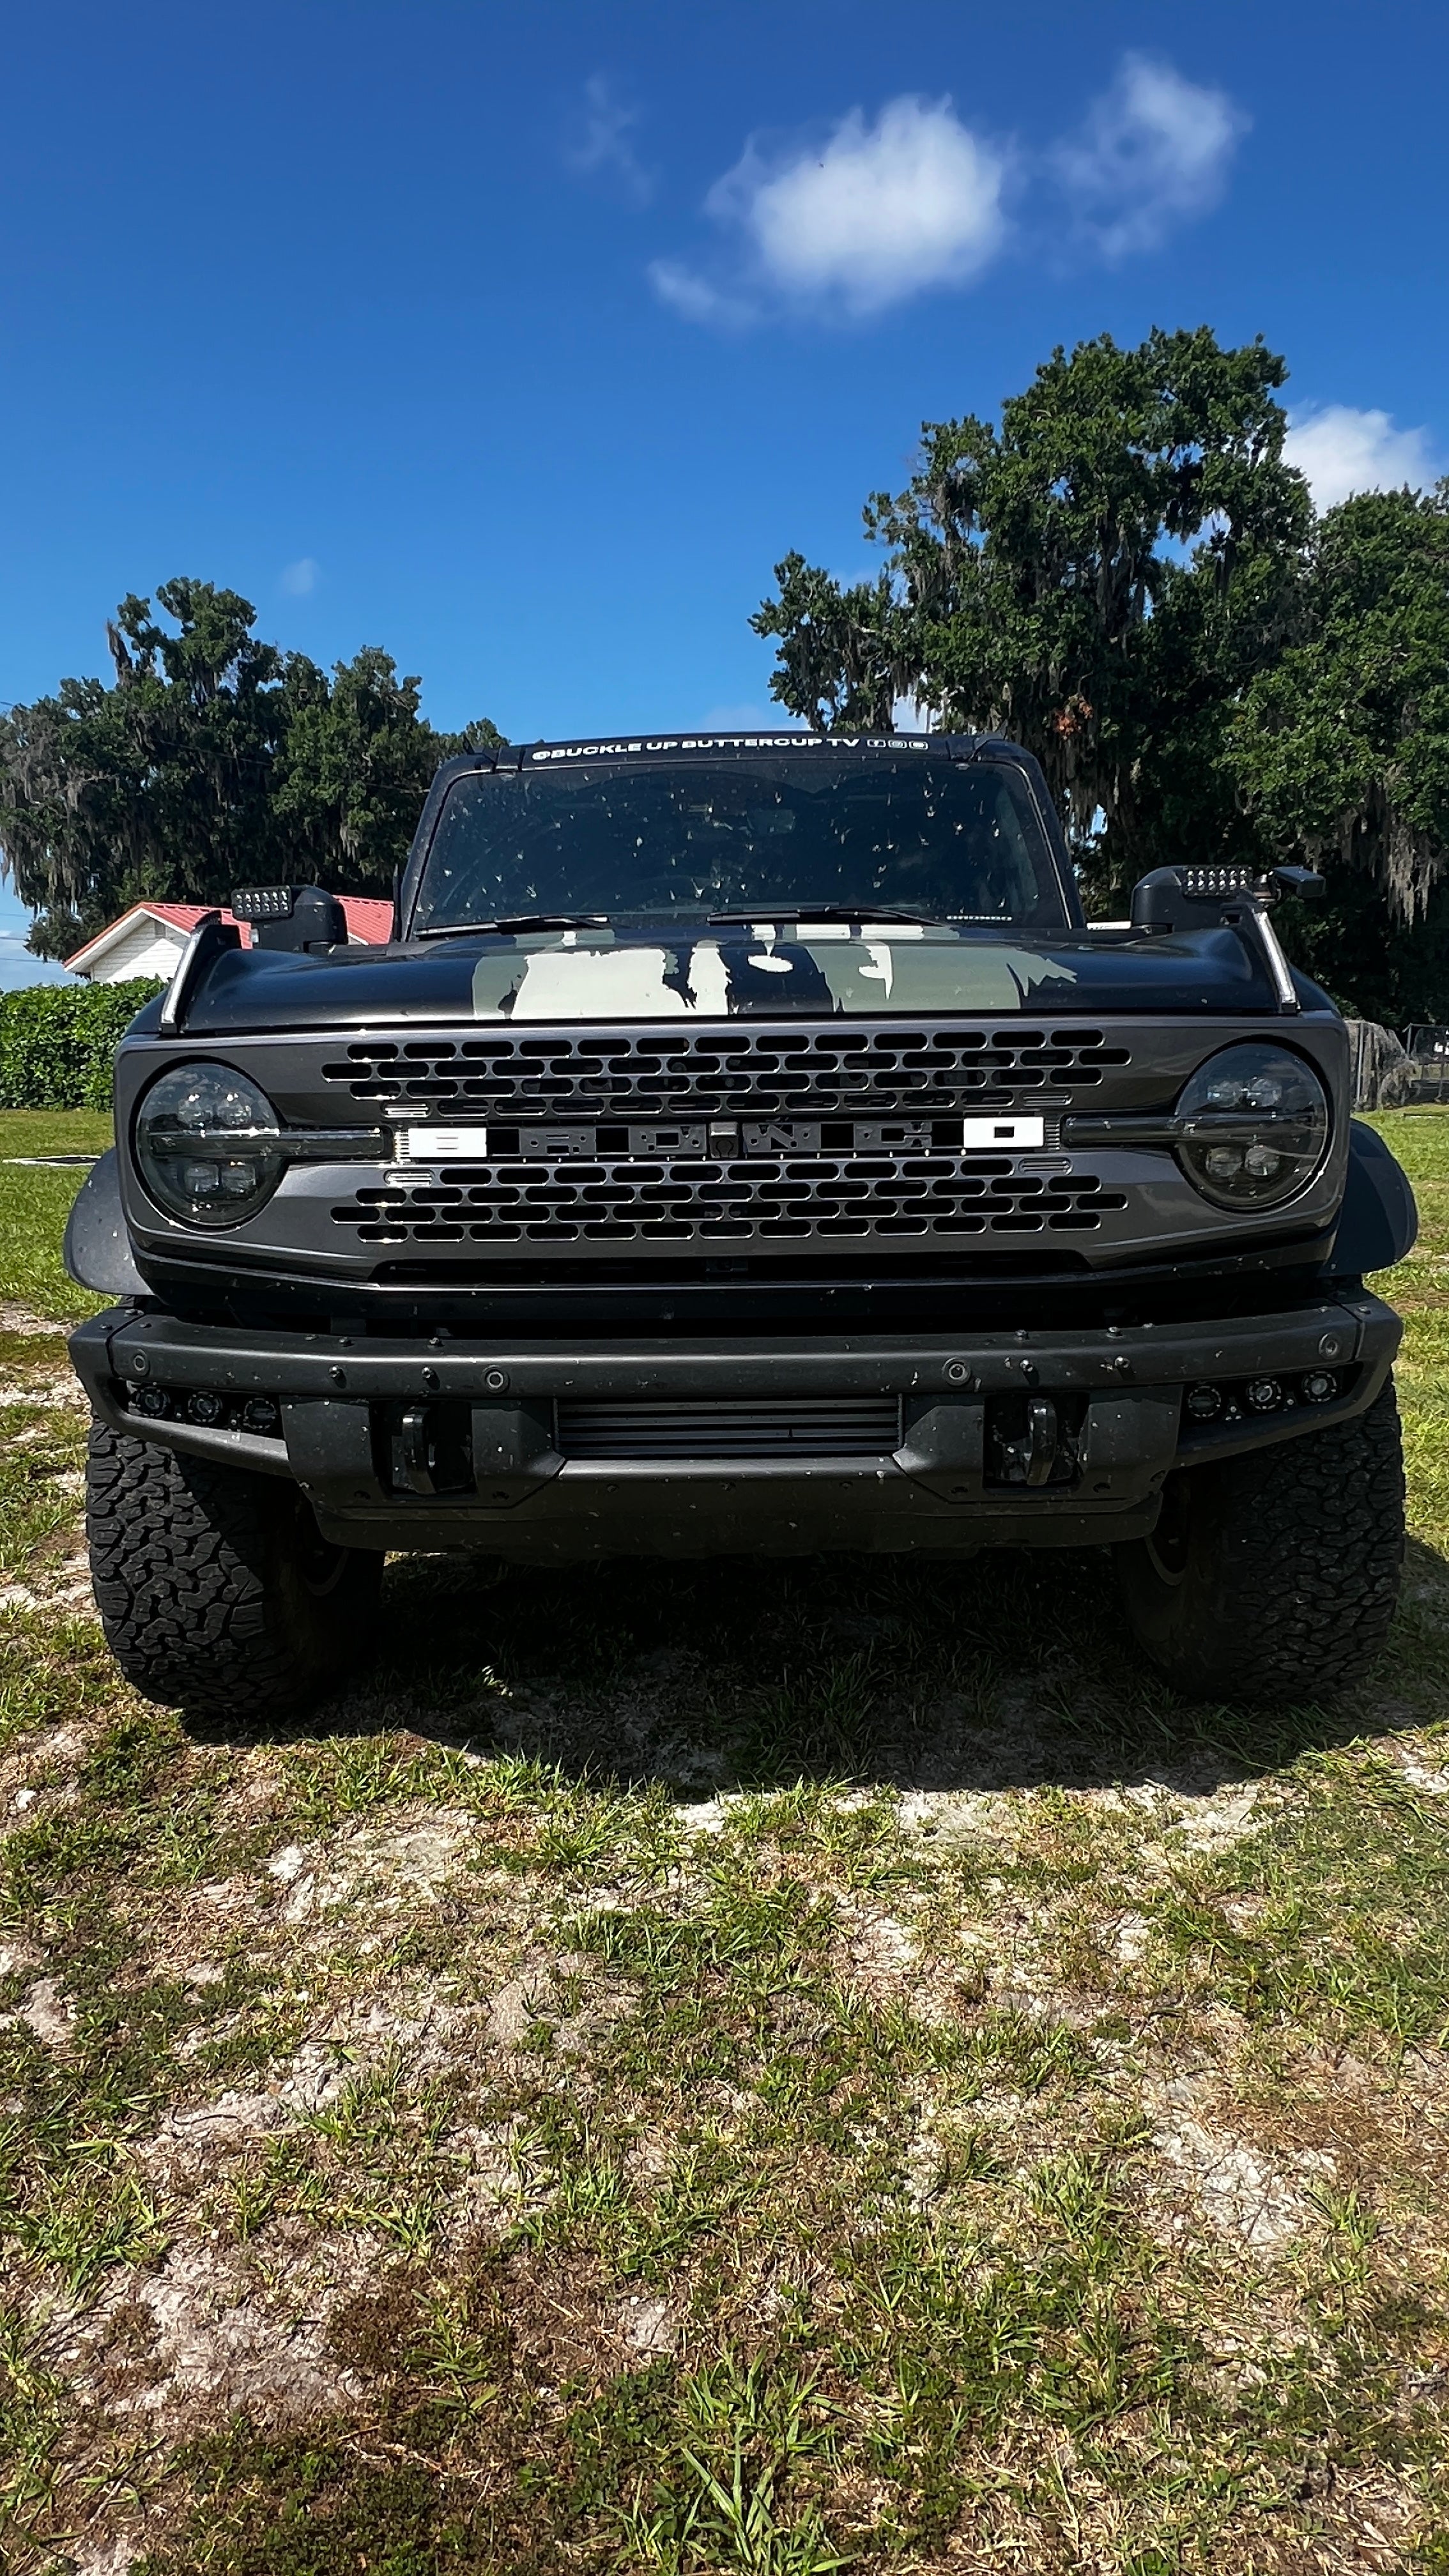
[
  {"xmin": 135, "ymin": 1062, "xmax": 285, "ymax": 1229},
  {"xmin": 1174, "ymin": 1043, "xmax": 1330, "ymax": 1212}
]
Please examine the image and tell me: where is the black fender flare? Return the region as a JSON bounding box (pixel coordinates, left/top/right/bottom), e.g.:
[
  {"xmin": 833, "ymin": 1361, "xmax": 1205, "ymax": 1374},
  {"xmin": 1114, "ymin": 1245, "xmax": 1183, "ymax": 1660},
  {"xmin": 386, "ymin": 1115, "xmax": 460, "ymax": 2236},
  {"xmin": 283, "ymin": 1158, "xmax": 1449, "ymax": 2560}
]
[
  {"xmin": 1333, "ymin": 1119, "xmax": 1418, "ymax": 1276},
  {"xmin": 63, "ymin": 1149, "xmax": 148, "ymax": 1298}
]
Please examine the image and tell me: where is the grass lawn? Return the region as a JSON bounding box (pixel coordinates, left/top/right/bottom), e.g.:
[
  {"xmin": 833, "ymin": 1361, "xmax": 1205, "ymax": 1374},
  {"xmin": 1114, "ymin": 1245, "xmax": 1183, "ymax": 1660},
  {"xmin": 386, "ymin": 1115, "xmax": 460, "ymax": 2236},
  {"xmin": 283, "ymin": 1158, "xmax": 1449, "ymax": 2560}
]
[{"xmin": 1, "ymin": 1107, "xmax": 1447, "ymax": 2572}]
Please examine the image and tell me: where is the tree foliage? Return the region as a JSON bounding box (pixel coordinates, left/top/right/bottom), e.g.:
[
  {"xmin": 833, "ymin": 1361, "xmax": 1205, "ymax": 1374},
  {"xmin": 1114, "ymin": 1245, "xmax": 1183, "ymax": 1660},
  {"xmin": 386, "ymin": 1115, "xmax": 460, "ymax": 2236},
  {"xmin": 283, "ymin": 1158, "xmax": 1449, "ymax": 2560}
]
[
  {"xmin": 1225, "ymin": 489, "xmax": 1449, "ymax": 914},
  {"xmin": 753, "ymin": 329, "xmax": 1449, "ymax": 1018},
  {"xmin": 0, "ymin": 581, "xmax": 502, "ymax": 958}
]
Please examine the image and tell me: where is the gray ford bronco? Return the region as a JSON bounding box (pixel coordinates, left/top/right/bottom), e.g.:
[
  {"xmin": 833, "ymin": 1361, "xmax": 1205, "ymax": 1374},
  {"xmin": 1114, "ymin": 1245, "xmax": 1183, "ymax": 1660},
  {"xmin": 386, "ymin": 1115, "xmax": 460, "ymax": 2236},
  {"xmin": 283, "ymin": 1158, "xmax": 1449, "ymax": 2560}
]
[{"xmin": 65, "ymin": 730, "xmax": 1418, "ymax": 1717}]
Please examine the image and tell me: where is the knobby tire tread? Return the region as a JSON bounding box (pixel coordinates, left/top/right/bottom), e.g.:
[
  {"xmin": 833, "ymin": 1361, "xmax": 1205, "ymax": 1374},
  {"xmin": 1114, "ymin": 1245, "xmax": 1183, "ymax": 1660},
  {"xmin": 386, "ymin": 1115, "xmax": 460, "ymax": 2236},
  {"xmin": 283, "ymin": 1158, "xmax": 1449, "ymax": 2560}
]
[
  {"xmin": 1120, "ymin": 1379, "xmax": 1405, "ymax": 1705},
  {"xmin": 86, "ymin": 1421, "xmax": 375, "ymax": 1719}
]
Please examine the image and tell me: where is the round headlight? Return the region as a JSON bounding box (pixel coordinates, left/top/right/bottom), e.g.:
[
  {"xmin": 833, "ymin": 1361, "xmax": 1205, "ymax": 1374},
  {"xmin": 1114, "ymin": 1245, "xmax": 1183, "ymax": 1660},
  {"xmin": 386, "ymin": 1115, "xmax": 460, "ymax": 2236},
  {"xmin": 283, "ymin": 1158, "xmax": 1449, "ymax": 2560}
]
[
  {"xmin": 135, "ymin": 1062, "xmax": 284, "ymax": 1229},
  {"xmin": 1175, "ymin": 1043, "xmax": 1330, "ymax": 1211}
]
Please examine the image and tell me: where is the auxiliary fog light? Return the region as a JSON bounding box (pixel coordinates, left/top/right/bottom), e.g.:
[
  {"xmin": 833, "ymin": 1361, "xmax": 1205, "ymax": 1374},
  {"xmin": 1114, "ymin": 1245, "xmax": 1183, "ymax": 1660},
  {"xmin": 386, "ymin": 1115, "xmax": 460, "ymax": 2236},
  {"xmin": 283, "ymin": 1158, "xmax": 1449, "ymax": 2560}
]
[
  {"xmin": 1245, "ymin": 1377, "xmax": 1282, "ymax": 1412},
  {"xmin": 1185, "ymin": 1384, "xmax": 1223, "ymax": 1422},
  {"xmin": 187, "ymin": 1391, "xmax": 226, "ymax": 1426},
  {"xmin": 1300, "ymin": 1370, "xmax": 1339, "ymax": 1404}
]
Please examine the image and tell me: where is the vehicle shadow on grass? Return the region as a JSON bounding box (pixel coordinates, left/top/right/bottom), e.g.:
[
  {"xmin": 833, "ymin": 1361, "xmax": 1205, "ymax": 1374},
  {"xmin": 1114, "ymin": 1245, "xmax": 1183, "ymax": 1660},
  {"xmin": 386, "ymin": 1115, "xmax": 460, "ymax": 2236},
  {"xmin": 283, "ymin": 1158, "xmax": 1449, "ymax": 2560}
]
[{"xmin": 183, "ymin": 1532, "xmax": 1449, "ymax": 1804}]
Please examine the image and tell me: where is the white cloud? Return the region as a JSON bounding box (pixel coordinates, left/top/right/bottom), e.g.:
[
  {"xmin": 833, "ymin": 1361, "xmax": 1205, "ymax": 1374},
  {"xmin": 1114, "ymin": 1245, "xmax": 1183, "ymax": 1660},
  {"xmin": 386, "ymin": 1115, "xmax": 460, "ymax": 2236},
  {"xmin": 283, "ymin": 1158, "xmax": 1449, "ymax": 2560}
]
[
  {"xmin": 1284, "ymin": 405, "xmax": 1439, "ymax": 510},
  {"xmin": 647, "ymin": 259, "xmax": 756, "ymax": 328},
  {"xmin": 565, "ymin": 74, "xmax": 652, "ymax": 204},
  {"xmin": 652, "ymin": 56, "xmax": 1246, "ymax": 330},
  {"xmin": 280, "ymin": 557, "xmax": 320, "ymax": 597},
  {"xmin": 701, "ymin": 95, "xmax": 1008, "ymax": 318},
  {"xmin": 1055, "ymin": 53, "xmax": 1245, "ymax": 257}
]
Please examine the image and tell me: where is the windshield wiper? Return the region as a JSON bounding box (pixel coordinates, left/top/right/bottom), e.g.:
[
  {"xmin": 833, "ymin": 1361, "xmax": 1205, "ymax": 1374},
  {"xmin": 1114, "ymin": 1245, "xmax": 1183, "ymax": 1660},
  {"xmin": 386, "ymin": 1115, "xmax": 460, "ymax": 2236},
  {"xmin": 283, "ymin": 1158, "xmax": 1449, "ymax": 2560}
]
[
  {"xmin": 417, "ymin": 912, "xmax": 610, "ymax": 939},
  {"xmin": 707, "ymin": 903, "xmax": 942, "ymax": 927}
]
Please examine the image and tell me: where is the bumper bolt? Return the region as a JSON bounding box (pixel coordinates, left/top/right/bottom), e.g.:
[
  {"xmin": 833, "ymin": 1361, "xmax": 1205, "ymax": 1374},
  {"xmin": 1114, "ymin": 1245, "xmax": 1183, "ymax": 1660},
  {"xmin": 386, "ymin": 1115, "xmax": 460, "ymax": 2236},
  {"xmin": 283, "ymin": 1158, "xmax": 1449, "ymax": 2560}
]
[
  {"xmin": 329, "ymin": 1365, "xmax": 346, "ymax": 1388},
  {"xmin": 422, "ymin": 1365, "xmax": 440, "ymax": 1391}
]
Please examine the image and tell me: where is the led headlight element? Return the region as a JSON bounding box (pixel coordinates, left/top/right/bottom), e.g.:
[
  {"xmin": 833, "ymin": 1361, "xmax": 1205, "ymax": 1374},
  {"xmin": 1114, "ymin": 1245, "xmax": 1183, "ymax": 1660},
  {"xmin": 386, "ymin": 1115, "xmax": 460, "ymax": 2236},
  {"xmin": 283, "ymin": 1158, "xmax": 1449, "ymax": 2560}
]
[
  {"xmin": 1174, "ymin": 1043, "xmax": 1330, "ymax": 1211},
  {"xmin": 135, "ymin": 1062, "xmax": 285, "ymax": 1229}
]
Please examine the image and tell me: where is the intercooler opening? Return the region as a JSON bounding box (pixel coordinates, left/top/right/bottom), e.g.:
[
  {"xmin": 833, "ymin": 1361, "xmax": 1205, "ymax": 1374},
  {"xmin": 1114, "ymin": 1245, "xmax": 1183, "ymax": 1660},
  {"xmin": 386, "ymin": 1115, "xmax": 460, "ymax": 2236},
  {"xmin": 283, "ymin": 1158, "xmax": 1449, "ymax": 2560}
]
[{"xmin": 554, "ymin": 1397, "xmax": 903, "ymax": 1460}]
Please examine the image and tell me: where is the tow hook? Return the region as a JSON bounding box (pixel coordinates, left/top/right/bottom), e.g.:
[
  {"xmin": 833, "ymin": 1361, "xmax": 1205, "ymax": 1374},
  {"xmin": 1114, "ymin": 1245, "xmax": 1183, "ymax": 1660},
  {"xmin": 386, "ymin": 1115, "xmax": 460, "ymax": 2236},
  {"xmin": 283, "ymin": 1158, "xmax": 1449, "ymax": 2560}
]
[
  {"xmin": 988, "ymin": 1393, "xmax": 1079, "ymax": 1488},
  {"xmin": 1017, "ymin": 1396, "xmax": 1060, "ymax": 1485}
]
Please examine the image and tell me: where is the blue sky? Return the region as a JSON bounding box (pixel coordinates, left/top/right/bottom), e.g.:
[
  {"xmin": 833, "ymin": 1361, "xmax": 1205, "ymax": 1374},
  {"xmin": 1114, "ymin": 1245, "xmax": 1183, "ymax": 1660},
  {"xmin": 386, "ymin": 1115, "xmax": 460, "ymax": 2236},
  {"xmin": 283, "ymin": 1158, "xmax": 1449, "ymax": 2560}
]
[{"xmin": 2, "ymin": 0, "xmax": 1446, "ymax": 980}]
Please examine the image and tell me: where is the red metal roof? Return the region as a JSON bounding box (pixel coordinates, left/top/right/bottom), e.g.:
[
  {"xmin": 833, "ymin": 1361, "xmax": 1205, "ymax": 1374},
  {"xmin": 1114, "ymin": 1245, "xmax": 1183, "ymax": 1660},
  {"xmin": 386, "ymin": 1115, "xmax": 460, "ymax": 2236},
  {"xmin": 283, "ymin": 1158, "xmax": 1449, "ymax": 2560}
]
[{"xmin": 65, "ymin": 895, "xmax": 394, "ymax": 972}]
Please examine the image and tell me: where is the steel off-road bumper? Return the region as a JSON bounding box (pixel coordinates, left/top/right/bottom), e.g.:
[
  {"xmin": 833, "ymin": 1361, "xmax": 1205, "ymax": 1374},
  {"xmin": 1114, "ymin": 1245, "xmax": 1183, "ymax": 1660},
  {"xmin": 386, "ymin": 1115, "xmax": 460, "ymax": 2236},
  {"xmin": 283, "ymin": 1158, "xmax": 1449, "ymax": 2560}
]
[{"xmin": 69, "ymin": 1292, "xmax": 1402, "ymax": 1563}]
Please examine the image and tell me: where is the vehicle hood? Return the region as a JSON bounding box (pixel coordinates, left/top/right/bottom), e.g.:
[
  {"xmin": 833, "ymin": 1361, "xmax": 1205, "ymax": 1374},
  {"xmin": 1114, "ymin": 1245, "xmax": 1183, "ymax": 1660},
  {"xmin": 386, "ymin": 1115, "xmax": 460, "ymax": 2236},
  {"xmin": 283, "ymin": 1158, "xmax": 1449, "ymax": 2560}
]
[{"xmin": 172, "ymin": 916, "xmax": 1312, "ymax": 1036}]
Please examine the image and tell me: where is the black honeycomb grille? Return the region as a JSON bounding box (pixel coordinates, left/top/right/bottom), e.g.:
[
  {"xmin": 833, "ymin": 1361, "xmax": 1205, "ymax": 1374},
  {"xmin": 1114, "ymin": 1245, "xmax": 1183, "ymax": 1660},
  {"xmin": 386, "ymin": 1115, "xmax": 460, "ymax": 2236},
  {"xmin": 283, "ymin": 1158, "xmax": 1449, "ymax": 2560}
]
[
  {"xmin": 330, "ymin": 1154, "xmax": 1128, "ymax": 1250},
  {"xmin": 319, "ymin": 1022, "xmax": 1130, "ymax": 1119}
]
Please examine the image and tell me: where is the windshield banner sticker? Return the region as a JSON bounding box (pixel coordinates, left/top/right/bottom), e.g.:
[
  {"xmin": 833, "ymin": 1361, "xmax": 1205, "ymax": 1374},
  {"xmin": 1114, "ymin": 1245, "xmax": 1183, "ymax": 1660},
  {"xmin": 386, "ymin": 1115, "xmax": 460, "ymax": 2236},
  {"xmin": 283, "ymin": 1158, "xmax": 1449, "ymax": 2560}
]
[{"xmin": 470, "ymin": 933, "xmax": 1079, "ymax": 1021}]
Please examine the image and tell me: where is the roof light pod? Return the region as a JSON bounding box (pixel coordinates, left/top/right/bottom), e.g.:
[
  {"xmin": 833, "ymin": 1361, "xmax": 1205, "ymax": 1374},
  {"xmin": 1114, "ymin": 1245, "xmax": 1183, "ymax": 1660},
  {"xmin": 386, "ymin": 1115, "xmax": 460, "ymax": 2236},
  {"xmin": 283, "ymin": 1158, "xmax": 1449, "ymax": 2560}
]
[{"xmin": 1175, "ymin": 1043, "xmax": 1330, "ymax": 1212}]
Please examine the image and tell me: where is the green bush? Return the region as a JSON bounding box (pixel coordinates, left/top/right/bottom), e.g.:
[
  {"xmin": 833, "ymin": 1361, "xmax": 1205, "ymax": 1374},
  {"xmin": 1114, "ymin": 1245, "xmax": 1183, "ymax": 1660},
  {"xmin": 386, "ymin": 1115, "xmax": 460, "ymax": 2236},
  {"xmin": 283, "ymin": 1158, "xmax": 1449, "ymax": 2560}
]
[{"xmin": 0, "ymin": 981, "xmax": 163, "ymax": 1112}]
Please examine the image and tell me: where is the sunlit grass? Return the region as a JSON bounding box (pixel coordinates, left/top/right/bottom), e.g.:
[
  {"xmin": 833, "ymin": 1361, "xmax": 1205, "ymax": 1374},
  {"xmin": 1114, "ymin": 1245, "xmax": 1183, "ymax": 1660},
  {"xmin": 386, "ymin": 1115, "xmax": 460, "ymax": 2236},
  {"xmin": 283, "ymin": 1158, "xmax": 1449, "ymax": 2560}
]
[{"xmin": 0, "ymin": 1107, "xmax": 1443, "ymax": 2567}]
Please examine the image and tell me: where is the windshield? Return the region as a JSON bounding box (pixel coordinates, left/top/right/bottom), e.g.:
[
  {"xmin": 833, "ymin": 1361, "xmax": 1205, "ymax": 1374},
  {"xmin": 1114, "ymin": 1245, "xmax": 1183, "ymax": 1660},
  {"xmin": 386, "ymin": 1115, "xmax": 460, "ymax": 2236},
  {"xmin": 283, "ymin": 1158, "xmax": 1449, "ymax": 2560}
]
[{"xmin": 411, "ymin": 754, "xmax": 1070, "ymax": 933}]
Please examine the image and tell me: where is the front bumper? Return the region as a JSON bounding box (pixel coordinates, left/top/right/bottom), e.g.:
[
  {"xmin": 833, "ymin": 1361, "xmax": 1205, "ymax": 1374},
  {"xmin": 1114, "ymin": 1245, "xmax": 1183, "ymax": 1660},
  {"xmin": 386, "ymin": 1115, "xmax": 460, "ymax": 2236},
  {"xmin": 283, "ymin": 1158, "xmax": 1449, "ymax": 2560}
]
[{"xmin": 68, "ymin": 1292, "xmax": 1402, "ymax": 1562}]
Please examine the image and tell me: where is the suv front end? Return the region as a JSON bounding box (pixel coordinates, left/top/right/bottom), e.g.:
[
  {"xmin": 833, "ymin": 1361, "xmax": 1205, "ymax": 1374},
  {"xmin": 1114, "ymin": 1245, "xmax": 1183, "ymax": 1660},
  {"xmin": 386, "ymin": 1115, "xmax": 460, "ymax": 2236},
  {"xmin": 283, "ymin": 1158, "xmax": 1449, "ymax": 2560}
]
[{"xmin": 66, "ymin": 732, "xmax": 1416, "ymax": 1712}]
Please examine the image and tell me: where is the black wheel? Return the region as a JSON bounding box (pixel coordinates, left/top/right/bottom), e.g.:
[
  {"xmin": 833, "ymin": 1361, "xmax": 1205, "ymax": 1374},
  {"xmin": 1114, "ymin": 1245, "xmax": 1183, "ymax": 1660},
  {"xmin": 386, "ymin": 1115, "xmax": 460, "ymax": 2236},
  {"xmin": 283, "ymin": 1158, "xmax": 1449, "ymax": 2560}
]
[
  {"xmin": 86, "ymin": 1421, "xmax": 382, "ymax": 1720},
  {"xmin": 1117, "ymin": 1377, "xmax": 1405, "ymax": 1705}
]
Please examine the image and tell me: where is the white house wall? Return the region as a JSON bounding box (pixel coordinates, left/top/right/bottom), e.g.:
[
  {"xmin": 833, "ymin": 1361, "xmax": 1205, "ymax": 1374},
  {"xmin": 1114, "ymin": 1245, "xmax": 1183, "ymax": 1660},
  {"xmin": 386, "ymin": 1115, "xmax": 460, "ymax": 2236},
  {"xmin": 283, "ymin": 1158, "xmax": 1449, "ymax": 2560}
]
[{"xmin": 83, "ymin": 924, "xmax": 188, "ymax": 985}]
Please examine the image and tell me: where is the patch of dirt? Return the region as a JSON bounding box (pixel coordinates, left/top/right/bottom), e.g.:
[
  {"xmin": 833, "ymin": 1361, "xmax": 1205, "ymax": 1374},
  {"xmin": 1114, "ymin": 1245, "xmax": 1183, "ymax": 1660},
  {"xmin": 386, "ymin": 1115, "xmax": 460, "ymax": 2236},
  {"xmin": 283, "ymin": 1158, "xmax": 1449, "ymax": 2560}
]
[
  {"xmin": 831, "ymin": 1894, "xmax": 936, "ymax": 2007},
  {"xmin": 10, "ymin": 1975, "xmax": 76, "ymax": 2048},
  {"xmin": 0, "ymin": 1374, "xmax": 86, "ymax": 1407},
  {"xmin": 0, "ymin": 1302, "xmax": 68, "ymax": 1337},
  {"xmin": 71, "ymin": 2233, "xmax": 378, "ymax": 2428},
  {"xmin": 263, "ymin": 1809, "xmax": 477, "ymax": 1927},
  {"xmin": 1146, "ymin": 2076, "xmax": 1337, "ymax": 2250},
  {"xmin": 1396, "ymin": 1750, "xmax": 1449, "ymax": 1797}
]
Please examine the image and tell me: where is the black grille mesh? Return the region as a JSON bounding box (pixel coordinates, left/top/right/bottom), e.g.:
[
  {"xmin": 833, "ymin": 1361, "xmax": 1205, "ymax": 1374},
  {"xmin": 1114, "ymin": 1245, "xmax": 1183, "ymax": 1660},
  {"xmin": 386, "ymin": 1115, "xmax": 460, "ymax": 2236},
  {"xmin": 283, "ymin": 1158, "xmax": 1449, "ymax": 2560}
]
[
  {"xmin": 321, "ymin": 1023, "xmax": 1130, "ymax": 1118},
  {"xmin": 555, "ymin": 1398, "xmax": 902, "ymax": 1459},
  {"xmin": 331, "ymin": 1154, "xmax": 1127, "ymax": 1248}
]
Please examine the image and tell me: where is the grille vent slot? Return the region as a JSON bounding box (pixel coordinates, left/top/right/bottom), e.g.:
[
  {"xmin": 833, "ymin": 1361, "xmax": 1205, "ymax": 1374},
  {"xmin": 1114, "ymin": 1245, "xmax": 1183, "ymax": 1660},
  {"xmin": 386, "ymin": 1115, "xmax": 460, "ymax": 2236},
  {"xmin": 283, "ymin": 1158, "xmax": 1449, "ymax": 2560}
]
[
  {"xmin": 321, "ymin": 1023, "xmax": 1130, "ymax": 1119},
  {"xmin": 331, "ymin": 1156, "xmax": 1126, "ymax": 1250},
  {"xmin": 555, "ymin": 1398, "xmax": 902, "ymax": 1459}
]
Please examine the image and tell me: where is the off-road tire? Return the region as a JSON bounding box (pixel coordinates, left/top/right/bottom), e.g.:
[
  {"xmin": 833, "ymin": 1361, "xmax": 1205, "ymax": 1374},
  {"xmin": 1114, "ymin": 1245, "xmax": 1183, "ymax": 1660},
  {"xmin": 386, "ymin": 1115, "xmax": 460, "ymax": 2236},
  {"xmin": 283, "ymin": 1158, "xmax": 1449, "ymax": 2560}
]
[
  {"xmin": 86, "ymin": 1420, "xmax": 382, "ymax": 1720},
  {"xmin": 1117, "ymin": 1376, "xmax": 1405, "ymax": 1705}
]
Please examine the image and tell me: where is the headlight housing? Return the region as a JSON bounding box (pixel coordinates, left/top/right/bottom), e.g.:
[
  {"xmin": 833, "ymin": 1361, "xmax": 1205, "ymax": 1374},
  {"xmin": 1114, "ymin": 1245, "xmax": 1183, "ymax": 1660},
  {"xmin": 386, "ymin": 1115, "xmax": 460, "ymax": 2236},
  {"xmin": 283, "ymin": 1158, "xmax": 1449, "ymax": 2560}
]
[
  {"xmin": 1175, "ymin": 1043, "xmax": 1330, "ymax": 1211},
  {"xmin": 135, "ymin": 1062, "xmax": 285, "ymax": 1229}
]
